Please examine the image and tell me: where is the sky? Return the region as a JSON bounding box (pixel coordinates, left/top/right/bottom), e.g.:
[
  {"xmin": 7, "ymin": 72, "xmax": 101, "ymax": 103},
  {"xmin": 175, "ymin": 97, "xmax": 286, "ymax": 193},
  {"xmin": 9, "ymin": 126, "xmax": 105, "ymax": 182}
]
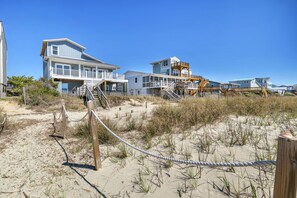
[{"xmin": 1, "ymin": 0, "xmax": 297, "ymax": 85}]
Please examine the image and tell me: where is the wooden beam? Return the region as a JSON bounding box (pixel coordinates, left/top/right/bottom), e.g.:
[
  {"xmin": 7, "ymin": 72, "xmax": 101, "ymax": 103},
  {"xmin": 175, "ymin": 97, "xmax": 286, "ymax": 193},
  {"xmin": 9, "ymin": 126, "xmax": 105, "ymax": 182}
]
[
  {"xmin": 61, "ymin": 100, "xmax": 67, "ymax": 138},
  {"xmin": 273, "ymin": 131, "xmax": 297, "ymax": 198},
  {"xmin": 87, "ymin": 101, "xmax": 101, "ymax": 170}
]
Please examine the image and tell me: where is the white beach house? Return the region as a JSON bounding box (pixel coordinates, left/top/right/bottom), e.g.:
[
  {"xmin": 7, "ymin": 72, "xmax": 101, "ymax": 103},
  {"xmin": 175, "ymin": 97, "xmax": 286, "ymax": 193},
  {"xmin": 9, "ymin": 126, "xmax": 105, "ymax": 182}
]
[{"xmin": 0, "ymin": 21, "xmax": 7, "ymax": 98}]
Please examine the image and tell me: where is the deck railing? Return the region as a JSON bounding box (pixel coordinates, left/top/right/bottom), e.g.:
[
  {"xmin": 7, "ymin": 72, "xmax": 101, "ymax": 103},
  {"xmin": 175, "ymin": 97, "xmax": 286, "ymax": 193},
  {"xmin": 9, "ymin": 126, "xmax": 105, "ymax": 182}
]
[{"xmin": 52, "ymin": 69, "xmax": 121, "ymax": 80}]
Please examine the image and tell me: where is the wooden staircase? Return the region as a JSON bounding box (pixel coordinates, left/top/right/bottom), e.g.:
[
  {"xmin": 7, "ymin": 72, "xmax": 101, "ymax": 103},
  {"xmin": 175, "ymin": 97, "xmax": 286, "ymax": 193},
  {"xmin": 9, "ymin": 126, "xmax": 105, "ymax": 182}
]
[
  {"xmin": 94, "ymin": 85, "xmax": 110, "ymax": 109},
  {"xmin": 162, "ymin": 82, "xmax": 181, "ymax": 101}
]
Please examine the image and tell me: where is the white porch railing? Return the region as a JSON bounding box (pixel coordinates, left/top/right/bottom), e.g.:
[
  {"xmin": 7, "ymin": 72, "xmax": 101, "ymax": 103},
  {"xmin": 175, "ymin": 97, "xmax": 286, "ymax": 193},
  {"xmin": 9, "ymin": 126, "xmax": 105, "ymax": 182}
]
[
  {"xmin": 143, "ymin": 81, "xmax": 174, "ymax": 88},
  {"xmin": 52, "ymin": 69, "xmax": 122, "ymax": 80}
]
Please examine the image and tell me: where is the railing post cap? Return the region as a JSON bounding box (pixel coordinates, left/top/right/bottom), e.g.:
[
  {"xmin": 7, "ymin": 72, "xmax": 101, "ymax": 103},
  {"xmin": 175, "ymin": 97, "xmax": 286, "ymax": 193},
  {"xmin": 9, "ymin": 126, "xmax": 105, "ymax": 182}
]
[
  {"xmin": 279, "ymin": 130, "xmax": 296, "ymax": 140},
  {"xmin": 61, "ymin": 99, "xmax": 65, "ymax": 105}
]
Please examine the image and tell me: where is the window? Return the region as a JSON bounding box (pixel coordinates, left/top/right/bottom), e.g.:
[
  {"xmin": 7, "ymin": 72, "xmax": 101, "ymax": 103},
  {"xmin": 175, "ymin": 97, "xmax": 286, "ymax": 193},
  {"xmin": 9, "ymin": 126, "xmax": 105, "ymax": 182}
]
[
  {"xmin": 55, "ymin": 64, "xmax": 71, "ymax": 76},
  {"xmin": 52, "ymin": 45, "xmax": 59, "ymax": 55},
  {"xmin": 135, "ymin": 78, "xmax": 138, "ymax": 83},
  {"xmin": 62, "ymin": 83, "xmax": 68, "ymax": 93},
  {"xmin": 64, "ymin": 65, "xmax": 70, "ymax": 75},
  {"xmin": 56, "ymin": 64, "xmax": 63, "ymax": 75},
  {"xmin": 162, "ymin": 60, "xmax": 168, "ymax": 66}
]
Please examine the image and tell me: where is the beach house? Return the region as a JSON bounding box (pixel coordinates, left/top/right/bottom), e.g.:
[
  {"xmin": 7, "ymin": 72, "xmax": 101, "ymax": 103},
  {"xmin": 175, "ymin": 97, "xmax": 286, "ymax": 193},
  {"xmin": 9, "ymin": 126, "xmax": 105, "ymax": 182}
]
[
  {"xmin": 125, "ymin": 57, "xmax": 211, "ymax": 97},
  {"xmin": 0, "ymin": 21, "xmax": 7, "ymax": 98},
  {"xmin": 229, "ymin": 78, "xmax": 272, "ymax": 89},
  {"xmin": 40, "ymin": 38, "xmax": 128, "ymax": 94}
]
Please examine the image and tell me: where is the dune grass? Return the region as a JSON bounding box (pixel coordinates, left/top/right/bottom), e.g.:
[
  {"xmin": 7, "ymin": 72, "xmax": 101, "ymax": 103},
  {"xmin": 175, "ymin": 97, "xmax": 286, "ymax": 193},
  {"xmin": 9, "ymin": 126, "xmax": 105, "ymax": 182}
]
[{"xmin": 143, "ymin": 96, "xmax": 297, "ymax": 141}]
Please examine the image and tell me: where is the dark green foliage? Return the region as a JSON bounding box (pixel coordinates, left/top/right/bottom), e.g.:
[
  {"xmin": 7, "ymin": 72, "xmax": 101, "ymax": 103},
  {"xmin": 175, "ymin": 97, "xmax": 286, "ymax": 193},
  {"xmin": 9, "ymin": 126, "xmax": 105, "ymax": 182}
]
[
  {"xmin": 7, "ymin": 76, "xmax": 34, "ymax": 96},
  {"xmin": 8, "ymin": 75, "xmax": 60, "ymax": 106}
]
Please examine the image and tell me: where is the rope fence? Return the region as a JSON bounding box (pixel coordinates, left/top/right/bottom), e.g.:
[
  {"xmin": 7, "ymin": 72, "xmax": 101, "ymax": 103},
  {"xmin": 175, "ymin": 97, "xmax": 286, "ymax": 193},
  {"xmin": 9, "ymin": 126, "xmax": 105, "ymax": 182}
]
[
  {"xmin": 92, "ymin": 111, "xmax": 276, "ymax": 167},
  {"xmin": 52, "ymin": 100, "xmax": 297, "ymax": 197},
  {"xmin": 57, "ymin": 102, "xmax": 276, "ymax": 167}
]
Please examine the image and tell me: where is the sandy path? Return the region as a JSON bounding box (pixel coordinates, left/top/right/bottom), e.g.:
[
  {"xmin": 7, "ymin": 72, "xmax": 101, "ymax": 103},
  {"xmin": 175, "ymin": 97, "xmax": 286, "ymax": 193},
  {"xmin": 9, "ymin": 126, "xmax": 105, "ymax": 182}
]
[
  {"xmin": 0, "ymin": 100, "xmax": 159, "ymax": 198},
  {"xmin": 0, "ymin": 100, "xmax": 283, "ymax": 197},
  {"xmin": 0, "ymin": 100, "xmax": 106, "ymax": 197}
]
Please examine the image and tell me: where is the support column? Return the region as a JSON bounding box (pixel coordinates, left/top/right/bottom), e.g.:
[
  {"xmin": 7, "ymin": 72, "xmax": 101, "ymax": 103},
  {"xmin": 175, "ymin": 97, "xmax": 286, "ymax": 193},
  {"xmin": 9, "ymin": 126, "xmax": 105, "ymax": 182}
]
[
  {"xmin": 49, "ymin": 59, "xmax": 52, "ymax": 77},
  {"xmin": 95, "ymin": 66, "xmax": 98, "ymax": 79},
  {"xmin": 104, "ymin": 80, "xmax": 107, "ymax": 94},
  {"xmin": 79, "ymin": 64, "xmax": 81, "ymax": 78},
  {"xmin": 180, "ymin": 66, "xmax": 182, "ymax": 77}
]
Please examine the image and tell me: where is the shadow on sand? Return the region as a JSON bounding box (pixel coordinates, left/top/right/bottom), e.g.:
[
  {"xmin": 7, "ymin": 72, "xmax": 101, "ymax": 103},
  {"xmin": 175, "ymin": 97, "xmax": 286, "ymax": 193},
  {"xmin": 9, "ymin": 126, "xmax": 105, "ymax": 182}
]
[{"xmin": 51, "ymin": 135, "xmax": 107, "ymax": 198}]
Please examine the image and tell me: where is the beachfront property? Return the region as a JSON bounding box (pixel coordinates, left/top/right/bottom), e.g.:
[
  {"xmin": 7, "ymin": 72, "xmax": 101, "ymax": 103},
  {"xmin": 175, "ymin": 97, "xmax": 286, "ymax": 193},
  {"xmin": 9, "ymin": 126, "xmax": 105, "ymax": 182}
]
[
  {"xmin": 229, "ymin": 77, "xmax": 272, "ymax": 89},
  {"xmin": 40, "ymin": 38, "xmax": 128, "ymax": 94},
  {"xmin": 125, "ymin": 57, "xmax": 213, "ymax": 97},
  {"xmin": 125, "ymin": 70, "xmax": 188, "ymax": 96},
  {"xmin": 0, "ymin": 21, "xmax": 7, "ymax": 98},
  {"xmin": 151, "ymin": 56, "xmax": 191, "ymax": 77}
]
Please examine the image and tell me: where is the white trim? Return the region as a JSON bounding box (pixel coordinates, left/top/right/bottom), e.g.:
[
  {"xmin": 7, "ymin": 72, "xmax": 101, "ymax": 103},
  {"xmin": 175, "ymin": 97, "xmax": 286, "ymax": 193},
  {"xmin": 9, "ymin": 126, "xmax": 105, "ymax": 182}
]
[
  {"xmin": 51, "ymin": 45, "xmax": 59, "ymax": 56},
  {"xmin": 45, "ymin": 56, "xmax": 119, "ymax": 69},
  {"xmin": 79, "ymin": 64, "xmax": 81, "ymax": 77},
  {"xmin": 43, "ymin": 38, "xmax": 86, "ymax": 50},
  {"xmin": 50, "ymin": 74, "xmax": 128, "ymax": 83}
]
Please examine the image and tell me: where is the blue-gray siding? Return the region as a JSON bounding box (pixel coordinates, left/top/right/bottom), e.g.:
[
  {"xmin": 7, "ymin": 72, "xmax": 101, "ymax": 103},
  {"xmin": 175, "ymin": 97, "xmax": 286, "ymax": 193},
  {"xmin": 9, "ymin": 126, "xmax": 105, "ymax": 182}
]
[
  {"xmin": 43, "ymin": 61, "xmax": 48, "ymax": 79},
  {"xmin": 47, "ymin": 41, "xmax": 101, "ymax": 63},
  {"xmin": 153, "ymin": 64, "xmax": 161, "ymax": 74},
  {"xmin": 48, "ymin": 41, "xmax": 82, "ymax": 59}
]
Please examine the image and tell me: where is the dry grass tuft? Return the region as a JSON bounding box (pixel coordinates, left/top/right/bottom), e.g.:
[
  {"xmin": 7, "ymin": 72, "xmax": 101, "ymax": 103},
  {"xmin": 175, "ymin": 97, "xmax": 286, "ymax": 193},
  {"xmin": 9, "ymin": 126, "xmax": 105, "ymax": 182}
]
[
  {"xmin": 142, "ymin": 96, "xmax": 297, "ymax": 141},
  {"xmin": 75, "ymin": 118, "xmax": 118, "ymax": 145}
]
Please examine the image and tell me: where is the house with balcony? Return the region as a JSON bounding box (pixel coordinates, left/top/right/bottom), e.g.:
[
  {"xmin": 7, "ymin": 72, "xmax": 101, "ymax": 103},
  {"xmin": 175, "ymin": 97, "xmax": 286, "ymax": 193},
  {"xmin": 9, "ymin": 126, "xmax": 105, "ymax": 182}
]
[
  {"xmin": 125, "ymin": 70, "xmax": 187, "ymax": 96},
  {"xmin": 0, "ymin": 21, "xmax": 7, "ymax": 98},
  {"xmin": 229, "ymin": 77, "xmax": 272, "ymax": 89},
  {"xmin": 125, "ymin": 57, "xmax": 204, "ymax": 97},
  {"xmin": 40, "ymin": 38, "xmax": 128, "ymax": 94},
  {"xmin": 151, "ymin": 56, "xmax": 192, "ymax": 77}
]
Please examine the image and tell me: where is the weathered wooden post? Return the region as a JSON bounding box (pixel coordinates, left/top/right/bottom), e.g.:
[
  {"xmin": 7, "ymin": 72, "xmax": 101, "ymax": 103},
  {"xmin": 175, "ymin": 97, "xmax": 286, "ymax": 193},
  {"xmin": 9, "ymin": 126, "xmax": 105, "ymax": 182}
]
[
  {"xmin": 273, "ymin": 131, "xmax": 297, "ymax": 198},
  {"xmin": 61, "ymin": 99, "xmax": 67, "ymax": 138},
  {"xmin": 22, "ymin": 87, "xmax": 27, "ymax": 105},
  {"xmin": 0, "ymin": 113, "xmax": 7, "ymax": 132},
  {"xmin": 52, "ymin": 112, "xmax": 57, "ymax": 133},
  {"xmin": 87, "ymin": 101, "xmax": 101, "ymax": 170}
]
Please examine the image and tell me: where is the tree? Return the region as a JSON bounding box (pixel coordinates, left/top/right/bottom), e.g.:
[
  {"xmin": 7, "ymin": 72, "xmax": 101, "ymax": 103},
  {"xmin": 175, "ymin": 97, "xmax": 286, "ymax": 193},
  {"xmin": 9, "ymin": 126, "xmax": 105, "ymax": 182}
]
[{"xmin": 7, "ymin": 76, "xmax": 34, "ymax": 96}]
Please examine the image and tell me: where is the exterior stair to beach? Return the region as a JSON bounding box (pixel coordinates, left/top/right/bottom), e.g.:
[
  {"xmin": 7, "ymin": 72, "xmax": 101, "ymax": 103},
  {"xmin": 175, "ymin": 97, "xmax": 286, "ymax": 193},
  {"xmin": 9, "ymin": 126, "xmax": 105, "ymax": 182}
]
[
  {"xmin": 93, "ymin": 84, "xmax": 110, "ymax": 109},
  {"xmin": 162, "ymin": 82, "xmax": 181, "ymax": 101}
]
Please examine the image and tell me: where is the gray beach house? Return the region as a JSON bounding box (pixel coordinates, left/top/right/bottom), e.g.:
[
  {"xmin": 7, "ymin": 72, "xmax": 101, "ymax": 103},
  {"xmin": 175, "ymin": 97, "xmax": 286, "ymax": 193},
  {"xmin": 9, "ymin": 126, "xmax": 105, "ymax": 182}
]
[{"xmin": 40, "ymin": 38, "xmax": 128, "ymax": 94}]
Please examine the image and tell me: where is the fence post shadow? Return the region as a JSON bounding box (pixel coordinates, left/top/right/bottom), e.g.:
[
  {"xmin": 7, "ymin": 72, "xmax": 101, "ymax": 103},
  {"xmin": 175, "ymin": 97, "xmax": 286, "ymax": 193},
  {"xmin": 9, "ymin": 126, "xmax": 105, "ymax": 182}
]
[{"xmin": 51, "ymin": 136, "xmax": 107, "ymax": 198}]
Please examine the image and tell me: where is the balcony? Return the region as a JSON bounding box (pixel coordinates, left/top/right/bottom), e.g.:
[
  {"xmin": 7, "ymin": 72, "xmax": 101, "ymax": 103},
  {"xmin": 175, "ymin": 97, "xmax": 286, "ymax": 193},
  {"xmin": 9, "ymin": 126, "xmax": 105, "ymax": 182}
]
[
  {"xmin": 52, "ymin": 69, "xmax": 121, "ymax": 80},
  {"xmin": 171, "ymin": 62, "xmax": 190, "ymax": 69}
]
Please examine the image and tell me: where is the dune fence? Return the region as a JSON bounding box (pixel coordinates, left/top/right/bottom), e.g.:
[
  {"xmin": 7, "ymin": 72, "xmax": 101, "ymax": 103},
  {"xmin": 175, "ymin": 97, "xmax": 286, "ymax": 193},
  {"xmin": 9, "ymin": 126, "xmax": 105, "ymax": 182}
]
[{"xmin": 52, "ymin": 100, "xmax": 297, "ymax": 198}]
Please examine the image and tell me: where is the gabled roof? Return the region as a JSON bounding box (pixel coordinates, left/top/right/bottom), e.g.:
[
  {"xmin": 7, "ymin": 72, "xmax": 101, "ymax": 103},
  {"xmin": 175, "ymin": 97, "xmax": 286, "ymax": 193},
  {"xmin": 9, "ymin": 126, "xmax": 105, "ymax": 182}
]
[
  {"xmin": 82, "ymin": 52, "xmax": 103, "ymax": 63},
  {"xmin": 40, "ymin": 38, "xmax": 86, "ymax": 56}
]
